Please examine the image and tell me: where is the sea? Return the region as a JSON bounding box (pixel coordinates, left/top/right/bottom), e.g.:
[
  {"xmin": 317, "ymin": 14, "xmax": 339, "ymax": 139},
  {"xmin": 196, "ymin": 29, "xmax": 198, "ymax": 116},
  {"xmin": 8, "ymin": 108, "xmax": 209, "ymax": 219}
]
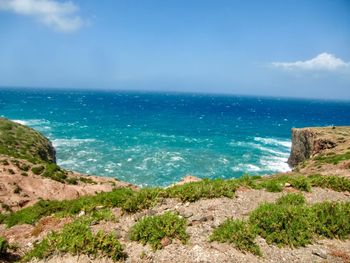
[{"xmin": 1, "ymin": 88, "xmax": 349, "ymax": 187}]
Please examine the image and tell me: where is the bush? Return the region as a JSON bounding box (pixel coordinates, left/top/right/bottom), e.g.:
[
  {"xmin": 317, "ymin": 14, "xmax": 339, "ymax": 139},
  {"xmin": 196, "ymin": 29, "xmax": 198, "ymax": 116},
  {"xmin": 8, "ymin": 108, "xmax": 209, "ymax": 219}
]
[
  {"xmin": 249, "ymin": 202, "xmax": 314, "ymax": 247},
  {"xmin": 291, "ymin": 177, "xmax": 311, "ymax": 192},
  {"xmin": 121, "ymin": 188, "xmax": 161, "ymax": 213},
  {"xmin": 276, "ymin": 193, "xmax": 306, "ymax": 206},
  {"xmin": 309, "ymin": 174, "xmax": 350, "ymax": 192},
  {"xmin": 210, "ymin": 219, "xmax": 261, "ymax": 256},
  {"xmin": 311, "ymin": 202, "xmax": 350, "ymax": 239},
  {"xmin": 129, "ymin": 212, "xmax": 189, "ymax": 250},
  {"xmin": 165, "ymin": 179, "xmax": 237, "ymax": 202},
  {"xmin": 23, "ymin": 219, "xmax": 126, "ymax": 262},
  {"xmin": 31, "ymin": 165, "xmax": 44, "ymax": 175},
  {"xmin": 263, "ymin": 180, "xmax": 283, "ymax": 192}
]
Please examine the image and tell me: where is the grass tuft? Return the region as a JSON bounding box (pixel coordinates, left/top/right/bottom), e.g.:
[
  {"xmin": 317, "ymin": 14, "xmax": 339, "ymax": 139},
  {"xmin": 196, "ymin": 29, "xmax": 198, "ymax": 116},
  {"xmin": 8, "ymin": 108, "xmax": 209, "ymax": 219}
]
[
  {"xmin": 129, "ymin": 212, "xmax": 188, "ymax": 250},
  {"xmin": 210, "ymin": 219, "xmax": 261, "ymax": 256},
  {"xmin": 23, "ymin": 219, "xmax": 126, "ymax": 262}
]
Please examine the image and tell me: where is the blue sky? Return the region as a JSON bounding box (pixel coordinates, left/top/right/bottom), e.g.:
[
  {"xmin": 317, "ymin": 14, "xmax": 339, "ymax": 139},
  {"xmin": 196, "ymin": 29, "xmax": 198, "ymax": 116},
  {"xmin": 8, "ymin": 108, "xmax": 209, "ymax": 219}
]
[{"xmin": 0, "ymin": 0, "xmax": 349, "ymax": 99}]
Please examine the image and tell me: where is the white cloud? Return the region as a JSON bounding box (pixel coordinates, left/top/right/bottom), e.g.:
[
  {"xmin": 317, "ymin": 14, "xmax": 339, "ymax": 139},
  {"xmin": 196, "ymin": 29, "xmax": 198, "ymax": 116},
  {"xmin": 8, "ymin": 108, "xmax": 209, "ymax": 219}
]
[
  {"xmin": 272, "ymin": 53, "xmax": 350, "ymax": 71},
  {"xmin": 0, "ymin": 0, "xmax": 83, "ymax": 32}
]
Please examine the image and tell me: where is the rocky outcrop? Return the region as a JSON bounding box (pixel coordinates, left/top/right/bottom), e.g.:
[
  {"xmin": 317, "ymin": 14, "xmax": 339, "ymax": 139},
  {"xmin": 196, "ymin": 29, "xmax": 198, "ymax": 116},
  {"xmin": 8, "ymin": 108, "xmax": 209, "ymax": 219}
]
[
  {"xmin": 288, "ymin": 126, "xmax": 350, "ymax": 167},
  {"xmin": 288, "ymin": 128, "xmax": 316, "ymax": 167},
  {"xmin": 0, "ymin": 118, "xmax": 56, "ymax": 163}
]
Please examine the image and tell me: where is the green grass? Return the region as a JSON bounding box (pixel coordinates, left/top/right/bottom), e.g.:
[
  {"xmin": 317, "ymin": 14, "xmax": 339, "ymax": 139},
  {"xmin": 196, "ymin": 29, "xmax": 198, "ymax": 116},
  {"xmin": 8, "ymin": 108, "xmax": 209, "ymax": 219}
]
[
  {"xmin": 31, "ymin": 165, "xmax": 44, "ymax": 175},
  {"xmin": 314, "ymin": 151, "xmax": 350, "ymax": 165},
  {"xmin": 0, "ymin": 236, "xmax": 8, "ymax": 255},
  {"xmin": 0, "ymin": 188, "xmax": 134, "ymax": 227},
  {"xmin": 249, "ymin": 197, "xmax": 314, "ymax": 247},
  {"xmin": 211, "ymin": 193, "xmax": 350, "ymax": 254},
  {"xmin": 210, "ymin": 219, "xmax": 261, "ymax": 256},
  {"xmin": 23, "ymin": 218, "xmax": 126, "ymax": 262},
  {"xmin": 129, "ymin": 212, "xmax": 189, "ymax": 250},
  {"xmin": 164, "ymin": 178, "xmax": 238, "ymax": 202},
  {"xmin": 2, "ymin": 174, "xmax": 350, "ymax": 228},
  {"xmin": 311, "ymin": 202, "xmax": 350, "ymax": 239},
  {"xmin": 308, "ymin": 174, "xmax": 350, "ymax": 192}
]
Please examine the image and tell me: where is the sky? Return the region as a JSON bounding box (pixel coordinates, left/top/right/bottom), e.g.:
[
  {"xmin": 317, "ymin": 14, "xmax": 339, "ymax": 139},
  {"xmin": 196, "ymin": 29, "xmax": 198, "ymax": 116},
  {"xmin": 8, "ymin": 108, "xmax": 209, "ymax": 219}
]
[{"xmin": 0, "ymin": 0, "xmax": 349, "ymax": 100}]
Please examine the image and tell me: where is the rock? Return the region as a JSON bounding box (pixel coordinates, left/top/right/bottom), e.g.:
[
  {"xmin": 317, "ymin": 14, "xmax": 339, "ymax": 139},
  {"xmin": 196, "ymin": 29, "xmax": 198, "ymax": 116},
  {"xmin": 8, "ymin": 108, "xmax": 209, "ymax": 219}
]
[
  {"xmin": 179, "ymin": 210, "xmax": 193, "ymax": 218},
  {"xmin": 284, "ymin": 183, "xmax": 291, "ymax": 187},
  {"xmin": 288, "ymin": 128, "xmax": 315, "ymax": 167},
  {"xmin": 190, "ymin": 215, "xmax": 214, "ymax": 225},
  {"xmin": 78, "ymin": 210, "xmax": 85, "ymax": 217},
  {"xmin": 312, "ymin": 249, "xmax": 327, "ymax": 259},
  {"xmin": 161, "ymin": 237, "xmax": 171, "ymax": 247},
  {"xmin": 174, "ymin": 175, "xmax": 202, "ymax": 186}
]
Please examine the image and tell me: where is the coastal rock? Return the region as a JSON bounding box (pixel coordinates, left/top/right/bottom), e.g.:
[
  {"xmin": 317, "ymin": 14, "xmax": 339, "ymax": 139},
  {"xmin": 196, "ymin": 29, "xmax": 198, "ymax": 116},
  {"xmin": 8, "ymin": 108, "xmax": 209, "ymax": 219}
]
[
  {"xmin": 287, "ymin": 126, "xmax": 347, "ymax": 167},
  {"xmin": 288, "ymin": 128, "xmax": 315, "ymax": 167},
  {"xmin": 175, "ymin": 175, "xmax": 202, "ymax": 186}
]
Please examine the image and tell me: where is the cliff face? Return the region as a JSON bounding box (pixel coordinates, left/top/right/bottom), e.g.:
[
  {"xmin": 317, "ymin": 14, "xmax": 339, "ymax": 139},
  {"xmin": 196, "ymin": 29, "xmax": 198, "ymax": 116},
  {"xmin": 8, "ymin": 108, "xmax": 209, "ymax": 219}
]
[
  {"xmin": 288, "ymin": 128, "xmax": 316, "ymax": 167},
  {"xmin": 288, "ymin": 126, "xmax": 350, "ymax": 173}
]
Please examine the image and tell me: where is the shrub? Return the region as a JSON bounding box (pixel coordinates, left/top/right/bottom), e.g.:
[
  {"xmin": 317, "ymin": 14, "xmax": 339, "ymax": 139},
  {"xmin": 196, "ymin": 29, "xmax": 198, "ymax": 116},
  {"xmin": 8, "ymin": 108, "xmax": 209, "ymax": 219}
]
[
  {"xmin": 311, "ymin": 202, "xmax": 350, "ymax": 239},
  {"xmin": 165, "ymin": 179, "xmax": 237, "ymax": 202},
  {"xmin": 31, "ymin": 165, "xmax": 44, "ymax": 175},
  {"xmin": 23, "ymin": 219, "xmax": 126, "ymax": 262},
  {"xmin": 210, "ymin": 219, "xmax": 261, "ymax": 256},
  {"xmin": 276, "ymin": 193, "xmax": 306, "ymax": 206},
  {"xmin": 263, "ymin": 180, "xmax": 283, "ymax": 192},
  {"xmin": 129, "ymin": 212, "xmax": 188, "ymax": 250},
  {"xmin": 291, "ymin": 177, "xmax": 311, "ymax": 192},
  {"xmin": 249, "ymin": 202, "xmax": 314, "ymax": 247},
  {"xmin": 121, "ymin": 188, "xmax": 161, "ymax": 213},
  {"xmin": 309, "ymin": 174, "xmax": 350, "ymax": 192}
]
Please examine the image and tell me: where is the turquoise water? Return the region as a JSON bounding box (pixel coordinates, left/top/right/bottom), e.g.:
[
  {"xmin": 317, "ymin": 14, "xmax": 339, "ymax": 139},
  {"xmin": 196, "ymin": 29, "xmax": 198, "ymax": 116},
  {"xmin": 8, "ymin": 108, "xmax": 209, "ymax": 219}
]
[{"xmin": 1, "ymin": 88, "xmax": 349, "ymax": 186}]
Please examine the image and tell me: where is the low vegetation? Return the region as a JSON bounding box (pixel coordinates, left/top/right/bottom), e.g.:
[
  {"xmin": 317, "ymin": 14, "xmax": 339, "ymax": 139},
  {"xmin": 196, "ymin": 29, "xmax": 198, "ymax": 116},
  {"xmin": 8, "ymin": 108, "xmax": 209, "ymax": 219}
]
[
  {"xmin": 129, "ymin": 212, "xmax": 189, "ymax": 250},
  {"xmin": 0, "ymin": 236, "xmax": 8, "ymax": 256},
  {"xmin": 314, "ymin": 151, "xmax": 350, "ymax": 165},
  {"xmin": 210, "ymin": 219, "xmax": 261, "ymax": 256},
  {"xmin": 211, "ymin": 193, "xmax": 350, "ymax": 254},
  {"xmin": 0, "ymin": 118, "xmax": 55, "ymax": 164},
  {"xmin": 163, "ymin": 178, "xmax": 238, "ymax": 202},
  {"xmin": 1, "ymin": 174, "xmax": 350, "ymax": 227},
  {"xmin": 23, "ymin": 218, "xmax": 126, "ymax": 262}
]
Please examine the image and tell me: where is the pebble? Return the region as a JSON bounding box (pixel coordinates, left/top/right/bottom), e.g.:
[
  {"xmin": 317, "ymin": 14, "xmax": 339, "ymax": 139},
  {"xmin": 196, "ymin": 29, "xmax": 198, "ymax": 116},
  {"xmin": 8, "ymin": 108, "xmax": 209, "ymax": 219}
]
[{"xmin": 312, "ymin": 249, "xmax": 327, "ymax": 259}]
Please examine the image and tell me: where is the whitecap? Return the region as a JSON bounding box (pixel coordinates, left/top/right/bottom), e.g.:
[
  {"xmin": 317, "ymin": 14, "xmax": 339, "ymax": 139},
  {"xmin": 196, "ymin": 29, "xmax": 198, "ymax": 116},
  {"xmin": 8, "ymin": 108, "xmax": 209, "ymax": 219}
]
[
  {"xmin": 254, "ymin": 137, "xmax": 291, "ymax": 148},
  {"xmin": 52, "ymin": 138, "xmax": 96, "ymax": 148},
  {"xmin": 260, "ymin": 156, "xmax": 291, "ymax": 173},
  {"xmin": 12, "ymin": 119, "xmax": 28, "ymax": 125},
  {"xmin": 231, "ymin": 163, "xmax": 261, "ymax": 173}
]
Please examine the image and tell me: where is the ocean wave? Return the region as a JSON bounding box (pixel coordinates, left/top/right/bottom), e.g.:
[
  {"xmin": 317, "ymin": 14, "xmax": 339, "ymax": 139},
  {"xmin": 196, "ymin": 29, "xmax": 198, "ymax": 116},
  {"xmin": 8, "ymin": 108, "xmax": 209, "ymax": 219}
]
[
  {"xmin": 12, "ymin": 119, "xmax": 50, "ymax": 126},
  {"xmin": 12, "ymin": 119, "xmax": 52, "ymax": 132},
  {"xmin": 52, "ymin": 138, "xmax": 96, "ymax": 147},
  {"xmin": 260, "ymin": 156, "xmax": 291, "ymax": 173},
  {"xmin": 254, "ymin": 137, "xmax": 292, "ymax": 148},
  {"xmin": 231, "ymin": 163, "xmax": 261, "ymax": 173}
]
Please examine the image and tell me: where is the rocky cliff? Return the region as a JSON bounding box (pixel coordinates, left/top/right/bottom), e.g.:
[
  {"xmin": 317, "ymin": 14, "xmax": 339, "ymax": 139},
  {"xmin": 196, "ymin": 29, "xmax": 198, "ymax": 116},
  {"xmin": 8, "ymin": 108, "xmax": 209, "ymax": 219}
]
[{"xmin": 288, "ymin": 126, "xmax": 350, "ymax": 177}]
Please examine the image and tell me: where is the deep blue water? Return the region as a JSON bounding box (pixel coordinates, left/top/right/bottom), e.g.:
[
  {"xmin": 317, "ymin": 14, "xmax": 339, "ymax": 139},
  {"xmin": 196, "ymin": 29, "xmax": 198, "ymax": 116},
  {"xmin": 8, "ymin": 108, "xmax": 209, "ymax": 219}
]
[{"xmin": 1, "ymin": 88, "xmax": 349, "ymax": 186}]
